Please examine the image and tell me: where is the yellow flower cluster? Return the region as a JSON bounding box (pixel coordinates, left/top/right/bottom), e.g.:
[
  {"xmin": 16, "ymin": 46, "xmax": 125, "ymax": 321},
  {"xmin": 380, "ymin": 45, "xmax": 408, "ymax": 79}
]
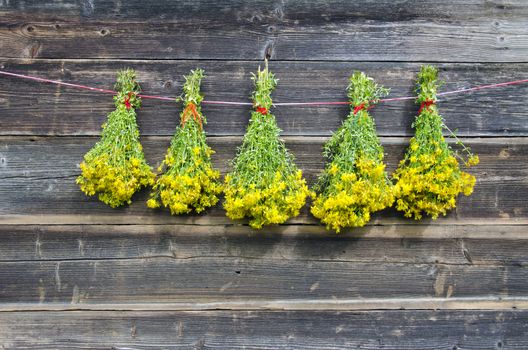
[
  {"xmin": 223, "ymin": 64, "xmax": 311, "ymax": 229},
  {"xmin": 147, "ymin": 146, "xmax": 222, "ymax": 214},
  {"xmin": 312, "ymin": 71, "xmax": 392, "ymax": 233},
  {"xmin": 147, "ymin": 68, "xmax": 222, "ymax": 215},
  {"xmin": 393, "ymin": 65, "xmax": 479, "ymax": 220},
  {"xmin": 312, "ymin": 156, "xmax": 394, "ymax": 232},
  {"xmin": 76, "ymin": 69, "xmax": 154, "ymax": 207},
  {"xmin": 78, "ymin": 153, "xmax": 154, "ymax": 207},
  {"xmin": 393, "ymin": 138, "xmax": 478, "ymax": 220},
  {"xmin": 224, "ymin": 170, "xmax": 312, "ymax": 229},
  {"xmin": 75, "ymin": 65, "xmax": 481, "ymax": 229}
]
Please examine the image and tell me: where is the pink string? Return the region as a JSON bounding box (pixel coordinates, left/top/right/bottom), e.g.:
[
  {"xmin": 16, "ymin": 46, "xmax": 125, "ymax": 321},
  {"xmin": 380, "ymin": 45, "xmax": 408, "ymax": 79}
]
[
  {"xmin": 436, "ymin": 79, "xmax": 528, "ymax": 96},
  {"xmin": 0, "ymin": 69, "xmax": 527, "ymax": 107},
  {"xmin": 0, "ymin": 70, "xmax": 116, "ymax": 94},
  {"xmin": 202, "ymin": 100, "xmax": 253, "ymax": 106}
]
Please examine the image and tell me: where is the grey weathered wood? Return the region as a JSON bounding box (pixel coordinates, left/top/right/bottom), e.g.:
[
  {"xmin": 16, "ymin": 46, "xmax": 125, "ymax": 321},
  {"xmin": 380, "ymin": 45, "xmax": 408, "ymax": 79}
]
[
  {"xmin": 1, "ymin": 60, "xmax": 528, "ymax": 136},
  {"xmin": 0, "ymin": 1, "xmax": 527, "ymax": 61},
  {"xmin": 3, "ymin": 0, "xmax": 527, "ymax": 21},
  {"xmin": 0, "ymin": 224, "xmax": 526, "ymax": 307},
  {"xmin": 1, "ymin": 1, "xmax": 528, "ymax": 347},
  {"xmin": 0, "ymin": 256, "xmax": 527, "ymax": 304},
  {"xmin": 1, "ymin": 225, "xmax": 528, "ymax": 267},
  {"xmin": 3, "ymin": 297, "xmax": 528, "ymax": 312},
  {"xmin": 0, "ymin": 136, "xmax": 525, "ymax": 224},
  {"xmin": 0, "ymin": 310, "xmax": 526, "ymax": 349}
]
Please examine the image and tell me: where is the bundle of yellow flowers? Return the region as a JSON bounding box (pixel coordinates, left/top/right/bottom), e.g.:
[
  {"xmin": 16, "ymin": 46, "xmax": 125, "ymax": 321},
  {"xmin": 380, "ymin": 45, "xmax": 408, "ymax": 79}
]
[
  {"xmin": 393, "ymin": 65, "xmax": 479, "ymax": 220},
  {"xmin": 311, "ymin": 72, "xmax": 394, "ymax": 232},
  {"xmin": 76, "ymin": 69, "xmax": 154, "ymax": 207},
  {"xmin": 147, "ymin": 69, "xmax": 222, "ymax": 214},
  {"xmin": 223, "ymin": 63, "xmax": 312, "ymax": 229}
]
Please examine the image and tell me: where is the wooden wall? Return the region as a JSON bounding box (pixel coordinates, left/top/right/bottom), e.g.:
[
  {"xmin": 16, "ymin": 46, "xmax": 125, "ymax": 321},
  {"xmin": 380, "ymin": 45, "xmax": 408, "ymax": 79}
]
[{"xmin": 1, "ymin": 1, "xmax": 527, "ymax": 348}]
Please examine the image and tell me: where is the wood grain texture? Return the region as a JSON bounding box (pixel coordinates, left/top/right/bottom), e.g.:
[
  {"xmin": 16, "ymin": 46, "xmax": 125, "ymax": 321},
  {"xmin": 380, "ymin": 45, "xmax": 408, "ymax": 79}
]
[
  {"xmin": 0, "ymin": 136, "xmax": 525, "ymax": 225},
  {"xmin": 0, "ymin": 256, "xmax": 527, "ymax": 303},
  {"xmin": 0, "ymin": 224, "xmax": 527, "ymax": 306},
  {"xmin": 3, "ymin": 0, "xmax": 527, "ymax": 21},
  {"xmin": 1, "ymin": 60, "xmax": 528, "ymax": 137},
  {"xmin": 0, "ymin": 1, "xmax": 527, "ymax": 61},
  {"xmin": 1, "ymin": 1, "xmax": 528, "ymax": 347},
  {"xmin": 1, "ymin": 310, "xmax": 526, "ymax": 349},
  {"xmin": 1, "ymin": 225, "xmax": 527, "ymax": 266},
  {"xmin": 3, "ymin": 297, "xmax": 528, "ymax": 312}
]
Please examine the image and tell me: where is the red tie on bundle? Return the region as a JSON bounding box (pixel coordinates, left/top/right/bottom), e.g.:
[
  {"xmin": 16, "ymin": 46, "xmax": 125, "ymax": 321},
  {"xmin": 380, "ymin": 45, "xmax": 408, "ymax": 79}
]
[
  {"xmin": 123, "ymin": 92, "xmax": 133, "ymax": 110},
  {"xmin": 353, "ymin": 102, "xmax": 376, "ymax": 115},
  {"xmin": 181, "ymin": 102, "xmax": 203, "ymax": 129},
  {"xmin": 255, "ymin": 106, "xmax": 268, "ymax": 115},
  {"xmin": 418, "ymin": 99, "xmax": 436, "ymax": 114}
]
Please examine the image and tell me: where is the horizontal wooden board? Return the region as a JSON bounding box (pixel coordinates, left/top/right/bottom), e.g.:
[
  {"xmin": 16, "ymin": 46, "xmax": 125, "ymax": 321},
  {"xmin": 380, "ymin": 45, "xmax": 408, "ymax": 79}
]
[
  {"xmin": 1, "ymin": 310, "xmax": 526, "ymax": 349},
  {"xmin": 0, "ymin": 1, "xmax": 527, "ymax": 61},
  {"xmin": 0, "ymin": 254, "xmax": 527, "ymax": 304},
  {"xmin": 0, "ymin": 136, "xmax": 526, "ymax": 225},
  {"xmin": 3, "ymin": 0, "xmax": 527, "ymax": 21},
  {"xmin": 1, "ymin": 225, "xmax": 528, "ymax": 267},
  {"xmin": 0, "ymin": 225, "xmax": 526, "ymax": 306},
  {"xmin": 1, "ymin": 60, "xmax": 528, "ymax": 136},
  {"xmin": 3, "ymin": 297, "xmax": 528, "ymax": 312}
]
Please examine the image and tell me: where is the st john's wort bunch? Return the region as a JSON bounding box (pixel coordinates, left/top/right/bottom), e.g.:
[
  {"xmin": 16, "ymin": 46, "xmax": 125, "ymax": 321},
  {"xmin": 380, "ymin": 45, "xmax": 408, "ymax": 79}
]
[
  {"xmin": 311, "ymin": 72, "xmax": 394, "ymax": 232},
  {"xmin": 223, "ymin": 63, "xmax": 312, "ymax": 229},
  {"xmin": 76, "ymin": 69, "xmax": 154, "ymax": 207},
  {"xmin": 147, "ymin": 69, "xmax": 222, "ymax": 214},
  {"xmin": 392, "ymin": 65, "xmax": 479, "ymax": 220}
]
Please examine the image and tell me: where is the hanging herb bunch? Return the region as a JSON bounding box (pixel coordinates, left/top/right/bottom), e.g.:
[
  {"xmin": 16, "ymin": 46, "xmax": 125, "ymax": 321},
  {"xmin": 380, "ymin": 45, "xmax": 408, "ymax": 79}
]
[
  {"xmin": 393, "ymin": 65, "xmax": 479, "ymax": 220},
  {"xmin": 311, "ymin": 72, "xmax": 394, "ymax": 232},
  {"xmin": 76, "ymin": 69, "xmax": 154, "ymax": 207},
  {"xmin": 147, "ymin": 69, "xmax": 222, "ymax": 214},
  {"xmin": 223, "ymin": 63, "xmax": 312, "ymax": 229}
]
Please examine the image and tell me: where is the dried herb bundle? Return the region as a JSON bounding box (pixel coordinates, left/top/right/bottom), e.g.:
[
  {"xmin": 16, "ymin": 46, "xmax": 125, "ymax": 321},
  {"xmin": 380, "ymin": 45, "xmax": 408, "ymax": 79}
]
[
  {"xmin": 147, "ymin": 69, "xmax": 222, "ymax": 214},
  {"xmin": 393, "ymin": 65, "xmax": 479, "ymax": 219},
  {"xmin": 311, "ymin": 72, "xmax": 394, "ymax": 232},
  {"xmin": 223, "ymin": 63, "xmax": 312, "ymax": 229},
  {"xmin": 77, "ymin": 69, "xmax": 154, "ymax": 207}
]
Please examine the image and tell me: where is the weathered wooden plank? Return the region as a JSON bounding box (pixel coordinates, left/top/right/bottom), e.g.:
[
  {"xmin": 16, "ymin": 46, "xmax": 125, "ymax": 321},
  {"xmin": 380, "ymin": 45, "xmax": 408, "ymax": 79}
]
[
  {"xmin": 0, "ymin": 1, "xmax": 527, "ymax": 61},
  {"xmin": 0, "ymin": 310, "xmax": 526, "ymax": 349},
  {"xmin": 0, "ymin": 225, "xmax": 525, "ymax": 308},
  {"xmin": 0, "ymin": 257, "xmax": 527, "ymax": 303},
  {"xmin": 1, "ymin": 60, "xmax": 528, "ymax": 136},
  {"xmin": 3, "ymin": 0, "xmax": 527, "ymax": 21},
  {"xmin": 3, "ymin": 297, "xmax": 528, "ymax": 312},
  {"xmin": 0, "ymin": 136, "xmax": 525, "ymax": 225},
  {"xmin": 5, "ymin": 215, "xmax": 527, "ymax": 226},
  {"xmin": 1, "ymin": 225, "xmax": 527, "ymax": 267}
]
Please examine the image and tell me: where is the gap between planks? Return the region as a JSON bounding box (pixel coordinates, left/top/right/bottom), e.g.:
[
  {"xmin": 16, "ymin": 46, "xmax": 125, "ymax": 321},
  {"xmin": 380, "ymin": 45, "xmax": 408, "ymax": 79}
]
[
  {"xmin": 6, "ymin": 58, "xmax": 528, "ymax": 64},
  {"xmin": 1, "ymin": 297, "xmax": 527, "ymax": 312},
  {"xmin": 1, "ymin": 219, "xmax": 528, "ymax": 235}
]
